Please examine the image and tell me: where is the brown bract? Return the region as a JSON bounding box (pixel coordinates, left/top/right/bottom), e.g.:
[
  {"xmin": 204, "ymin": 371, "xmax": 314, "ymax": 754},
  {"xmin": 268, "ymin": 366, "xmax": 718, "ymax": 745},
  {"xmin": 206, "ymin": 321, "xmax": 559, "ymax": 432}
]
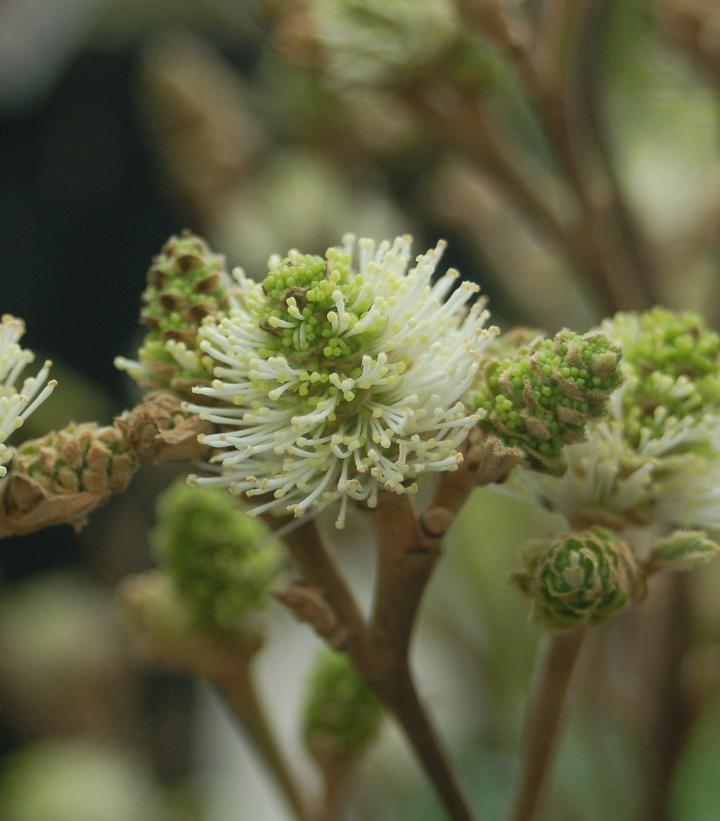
[{"xmin": 116, "ymin": 391, "xmax": 213, "ymax": 463}]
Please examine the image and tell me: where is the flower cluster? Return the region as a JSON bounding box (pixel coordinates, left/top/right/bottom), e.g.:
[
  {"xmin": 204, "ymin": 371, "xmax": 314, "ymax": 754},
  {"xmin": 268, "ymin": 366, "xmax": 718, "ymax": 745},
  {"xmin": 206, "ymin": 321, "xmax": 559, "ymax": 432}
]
[
  {"xmin": 309, "ymin": 0, "xmax": 459, "ymax": 86},
  {"xmin": 513, "ymin": 528, "xmax": 640, "ymax": 629},
  {"xmin": 187, "ymin": 235, "xmax": 494, "ymax": 527},
  {"xmin": 0, "ymin": 315, "xmax": 56, "ymax": 477},
  {"xmin": 115, "ymin": 231, "xmax": 233, "ymax": 396},
  {"xmin": 512, "ymin": 308, "xmax": 720, "ymax": 532},
  {"xmin": 151, "ymin": 479, "xmax": 283, "ymax": 634},
  {"xmin": 302, "ymin": 649, "xmax": 382, "ymax": 767},
  {"xmin": 471, "ymin": 329, "xmax": 623, "ymax": 475}
]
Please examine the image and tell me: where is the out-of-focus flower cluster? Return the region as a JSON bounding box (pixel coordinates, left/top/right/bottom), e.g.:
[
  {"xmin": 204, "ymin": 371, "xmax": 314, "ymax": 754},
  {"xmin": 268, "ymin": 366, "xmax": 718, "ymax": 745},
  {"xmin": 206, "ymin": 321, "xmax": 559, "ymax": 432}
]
[{"xmin": 514, "ymin": 308, "xmax": 720, "ymax": 534}]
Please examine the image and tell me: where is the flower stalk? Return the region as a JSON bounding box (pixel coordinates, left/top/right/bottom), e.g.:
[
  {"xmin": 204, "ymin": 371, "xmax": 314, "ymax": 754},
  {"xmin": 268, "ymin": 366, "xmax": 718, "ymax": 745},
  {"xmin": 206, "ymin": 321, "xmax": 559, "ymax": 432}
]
[{"xmin": 505, "ymin": 628, "xmax": 586, "ymax": 821}]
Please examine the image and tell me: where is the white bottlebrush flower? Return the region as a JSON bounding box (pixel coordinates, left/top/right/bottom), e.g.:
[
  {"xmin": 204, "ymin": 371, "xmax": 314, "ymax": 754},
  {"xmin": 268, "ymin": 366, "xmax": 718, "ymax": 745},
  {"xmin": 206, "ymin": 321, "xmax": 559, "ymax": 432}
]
[
  {"xmin": 186, "ymin": 234, "xmax": 496, "ymax": 527},
  {"xmin": 310, "ymin": 0, "xmax": 459, "ymax": 86},
  {"xmin": 0, "ymin": 314, "xmax": 56, "ymax": 477}
]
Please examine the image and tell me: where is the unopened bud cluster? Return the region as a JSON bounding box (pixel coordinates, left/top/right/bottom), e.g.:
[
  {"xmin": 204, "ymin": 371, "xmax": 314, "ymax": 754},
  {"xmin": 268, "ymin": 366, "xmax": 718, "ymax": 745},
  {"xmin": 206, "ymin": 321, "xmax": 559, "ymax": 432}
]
[
  {"xmin": 152, "ymin": 480, "xmax": 283, "ymax": 634},
  {"xmin": 115, "ymin": 231, "xmax": 231, "ymax": 395},
  {"xmin": 606, "ymin": 307, "xmax": 720, "ymax": 443},
  {"xmin": 472, "ymin": 330, "xmax": 623, "ymax": 474},
  {"xmin": 9, "ymin": 422, "xmax": 138, "ymax": 497},
  {"xmin": 514, "ymin": 528, "xmax": 639, "ymax": 629}
]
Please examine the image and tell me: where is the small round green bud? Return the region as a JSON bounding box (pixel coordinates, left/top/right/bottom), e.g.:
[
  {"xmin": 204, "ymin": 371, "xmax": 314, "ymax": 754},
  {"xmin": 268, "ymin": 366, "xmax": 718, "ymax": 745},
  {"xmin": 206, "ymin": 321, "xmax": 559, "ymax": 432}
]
[
  {"xmin": 116, "ymin": 231, "xmax": 231, "ymax": 395},
  {"xmin": 472, "ymin": 329, "xmax": 623, "ymax": 474},
  {"xmin": 513, "ymin": 528, "xmax": 640, "ymax": 629},
  {"xmin": 302, "ymin": 650, "xmax": 382, "ymax": 767},
  {"xmin": 152, "ymin": 480, "xmax": 283, "ymax": 634}
]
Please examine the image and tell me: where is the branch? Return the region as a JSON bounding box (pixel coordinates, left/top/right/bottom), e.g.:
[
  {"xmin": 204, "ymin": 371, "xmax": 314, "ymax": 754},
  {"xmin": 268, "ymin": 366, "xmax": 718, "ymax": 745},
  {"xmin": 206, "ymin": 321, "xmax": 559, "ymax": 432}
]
[
  {"xmin": 576, "ymin": 0, "xmax": 659, "ymax": 308},
  {"xmin": 119, "ymin": 574, "xmax": 311, "ymax": 821},
  {"xmin": 271, "ymin": 516, "xmax": 476, "ymax": 820},
  {"xmin": 214, "ymin": 659, "xmax": 312, "ymax": 821},
  {"xmin": 454, "ymin": 0, "xmax": 641, "ymax": 311},
  {"xmin": 505, "ymin": 628, "xmax": 586, "ymax": 821}
]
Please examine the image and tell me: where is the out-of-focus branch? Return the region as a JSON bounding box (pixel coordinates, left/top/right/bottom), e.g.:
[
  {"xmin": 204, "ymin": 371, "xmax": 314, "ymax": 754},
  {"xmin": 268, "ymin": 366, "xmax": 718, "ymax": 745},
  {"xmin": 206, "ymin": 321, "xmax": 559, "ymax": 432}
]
[
  {"xmin": 577, "ymin": 0, "xmax": 660, "ymax": 308},
  {"xmin": 454, "ymin": 0, "xmax": 656, "ymax": 311},
  {"xmin": 661, "ymin": 1, "xmax": 720, "ymax": 84},
  {"xmin": 119, "ymin": 574, "xmax": 311, "ymax": 821}
]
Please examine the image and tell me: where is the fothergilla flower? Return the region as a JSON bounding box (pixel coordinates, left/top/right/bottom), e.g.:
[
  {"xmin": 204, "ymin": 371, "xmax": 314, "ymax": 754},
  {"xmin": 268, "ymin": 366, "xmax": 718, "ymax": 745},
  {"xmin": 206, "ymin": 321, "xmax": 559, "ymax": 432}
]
[{"xmin": 186, "ymin": 234, "xmax": 495, "ymax": 527}]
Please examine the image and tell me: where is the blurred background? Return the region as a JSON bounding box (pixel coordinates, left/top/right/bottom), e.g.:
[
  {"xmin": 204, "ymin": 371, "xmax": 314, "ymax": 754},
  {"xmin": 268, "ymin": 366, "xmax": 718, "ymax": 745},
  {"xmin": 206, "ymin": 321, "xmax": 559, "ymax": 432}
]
[{"xmin": 2, "ymin": 0, "xmax": 720, "ymax": 819}]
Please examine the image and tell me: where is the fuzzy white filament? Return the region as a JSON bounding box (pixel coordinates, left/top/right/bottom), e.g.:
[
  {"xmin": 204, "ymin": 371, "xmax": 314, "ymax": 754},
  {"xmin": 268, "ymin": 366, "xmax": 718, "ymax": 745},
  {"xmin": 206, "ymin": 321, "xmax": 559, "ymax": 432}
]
[{"xmin": 0, "ymin": 314, "xmax": 56, "ymax": 477}]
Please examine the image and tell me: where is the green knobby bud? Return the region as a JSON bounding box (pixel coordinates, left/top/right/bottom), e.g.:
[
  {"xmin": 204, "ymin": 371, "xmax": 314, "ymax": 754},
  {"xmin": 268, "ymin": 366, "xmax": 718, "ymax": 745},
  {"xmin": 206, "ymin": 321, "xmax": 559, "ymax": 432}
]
[
  {"xmin": 603, "ymin": 307, "xmax": 720, "ymax": 443},
  {"xmin": 152, "ymin": 480, "xmax": 283, "ymax": 634},
  {"xmin": 302, "ymin": 650, "xmax": 382, "ymax": 768},
  {"xmin": 645, "ymin": 530, "xmax": 720, "ymax": 575},
  {"xmin": 471, "ymin": 330, "xmax": 623, "ymax": 474},
  {"xmin": 8, "ymin": 422, "xmax": 139, "ymax": 500},
  {"xmin": 513, "ymin": 528, "xmax": 640, "ymax": 629},
  {"xmin": 116, "ymin": 231, "xmax": 231, "ymax": 395}
]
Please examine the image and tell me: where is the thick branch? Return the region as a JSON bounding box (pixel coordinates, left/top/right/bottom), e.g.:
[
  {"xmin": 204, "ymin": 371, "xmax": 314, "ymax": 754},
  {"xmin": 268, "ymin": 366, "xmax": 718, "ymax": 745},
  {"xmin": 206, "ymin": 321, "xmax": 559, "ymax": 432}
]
[{"xmin": 273, "ymin": 515, "xmax": 475, "ymax": 820}]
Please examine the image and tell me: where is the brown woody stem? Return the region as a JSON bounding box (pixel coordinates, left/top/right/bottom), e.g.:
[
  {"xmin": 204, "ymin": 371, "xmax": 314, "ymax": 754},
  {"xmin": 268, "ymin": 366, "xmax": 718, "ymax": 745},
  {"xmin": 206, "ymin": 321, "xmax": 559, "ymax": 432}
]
[
  {"xmin": 506, "ymin": 628, "xmax": 586, "ymax": 821},
  {"xmin": 276, "ymin": 512, "xmax": 476, "ymax": 820}
]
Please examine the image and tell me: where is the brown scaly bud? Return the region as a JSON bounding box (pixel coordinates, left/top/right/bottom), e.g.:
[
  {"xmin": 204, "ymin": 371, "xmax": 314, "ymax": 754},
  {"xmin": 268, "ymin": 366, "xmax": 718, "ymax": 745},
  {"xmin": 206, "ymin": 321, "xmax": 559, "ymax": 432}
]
[
  {"xmin": 115, "ymin": 231, "xmax": 232, "ymax": 397},
  {"xmin": 0, "ymin": 423, "xmax": 139, "ymax": 536},
  {"xmin": 115, "ymin": 391, "xmax": 213, "ymax": 463}
]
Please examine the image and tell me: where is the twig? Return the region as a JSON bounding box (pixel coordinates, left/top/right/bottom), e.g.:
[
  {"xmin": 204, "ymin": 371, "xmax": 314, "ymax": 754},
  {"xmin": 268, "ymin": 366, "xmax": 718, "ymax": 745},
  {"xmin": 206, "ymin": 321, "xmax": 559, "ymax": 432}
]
[
  {"xmin": 642, "ymin": 573, "xmax": 694, "ymax": 821},
  {"xmin": 576, "ymin": 0, "xmax": 659, "ymax": 309},
  {"xmin": 453, "ymin": 0, "xmax": 640, "ymax": 312},
  {"xmin": 370, "ymin": 494, "xmax": 474, "ymax": 821},
  {"xmin": 214, "ymin": 657, "xmax": 312, "ymax": 821},
  {"xmin": 120, "ymin": 607, "xmax": 312, "ymax": 821},
  {"xmin": 505, "ymin": 628, "xmax": 586, "ymax": 821},
  {"xmin": 277, "ymin": 516, "xmax": 476, "ymax": 821}
]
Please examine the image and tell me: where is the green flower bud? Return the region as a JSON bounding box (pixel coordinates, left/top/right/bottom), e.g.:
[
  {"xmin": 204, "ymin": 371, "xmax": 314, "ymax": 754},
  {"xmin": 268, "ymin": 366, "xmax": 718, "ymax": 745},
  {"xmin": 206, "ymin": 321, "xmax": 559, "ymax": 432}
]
[
  {"xmin": 646, "ymin": 530, "xmax": 720, "ymax": 574},
  {"xmin": 8, "ymin": 422, "xmax": 139, "ymax": 501},
  {"xmin": 472, "ymin": 330, "xmax": 623, "ymax": 474},
  {"xmin": 302, "ymin": 650, "xmax": 382, "ymax": 767},
  {"xmin": 152, "ymin": 480, "xmax": 283, "ymax": 634},
  {"xmin": 604, "ymin": 307, "xmax": 720, "ymax": 443},
  {"xmin": 116, "ymin": 231, "xmax": 231, "ymax": 396},
  {"xmin": 513, "ymin": 528, "xmax": 640, "ymax": 629}
]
